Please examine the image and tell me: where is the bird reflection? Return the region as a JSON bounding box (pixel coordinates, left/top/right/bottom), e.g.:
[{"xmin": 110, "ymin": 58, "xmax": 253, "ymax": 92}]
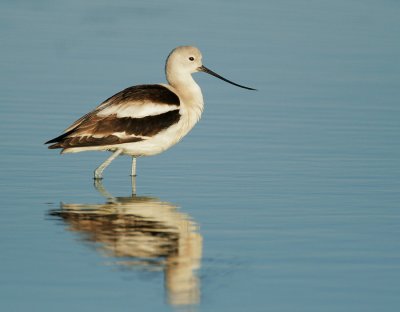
[{"xmin": 49, "ymin": 179, "xmax": 202, "ymax": 307}]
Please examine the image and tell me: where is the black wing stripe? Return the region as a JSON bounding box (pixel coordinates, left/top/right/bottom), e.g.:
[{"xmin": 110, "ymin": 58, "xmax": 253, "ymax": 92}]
[
  {"xmin": 62, "ymin": 84, "xmax": 180, "ymax": 133},
  {"xmin": 103, "ymin": 84, "xmax": 180, "ymax": 107},
  {"xmin": 46, "ymin": 109, "xmax": 181, "ymax": 149}
]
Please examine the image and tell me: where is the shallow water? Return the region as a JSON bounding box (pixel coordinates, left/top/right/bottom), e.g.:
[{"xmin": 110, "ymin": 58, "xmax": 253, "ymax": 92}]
[{"xmin": 1, "ymin": 1, "xmax": 400, "ymax": 311}]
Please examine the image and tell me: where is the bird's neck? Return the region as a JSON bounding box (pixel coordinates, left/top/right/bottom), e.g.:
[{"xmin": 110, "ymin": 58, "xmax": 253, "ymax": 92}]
[
  {"xmin": 166, "ymin": 71, "xmax": 204, "ymax": 111},
  {"xmin": 167, "ymin": 69, "xmax": 196, "ymax": 90}
]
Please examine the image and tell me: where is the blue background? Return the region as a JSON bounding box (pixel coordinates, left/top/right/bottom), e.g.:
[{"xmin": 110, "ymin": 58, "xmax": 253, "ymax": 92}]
[{"xmin": 1, "ymin": 1, "xmax": 399, "ymax": 311}]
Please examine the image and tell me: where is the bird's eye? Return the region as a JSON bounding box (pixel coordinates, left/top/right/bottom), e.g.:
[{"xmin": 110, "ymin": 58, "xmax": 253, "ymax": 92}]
[{"xmin": 189, "ymin": 57, "xmax": 195, "ymax": 61}]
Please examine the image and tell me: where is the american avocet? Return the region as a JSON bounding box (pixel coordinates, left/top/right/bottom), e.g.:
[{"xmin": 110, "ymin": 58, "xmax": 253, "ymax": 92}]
[{"xmin": 45, "ymin": 46, "xmax": 256, "ymax": 179}]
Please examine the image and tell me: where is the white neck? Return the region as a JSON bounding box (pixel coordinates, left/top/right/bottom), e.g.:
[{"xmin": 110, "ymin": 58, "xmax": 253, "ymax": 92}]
[
  {"xmin": 166, "ymin": 68, "xmax": 204, "ymax": 109},
  {"xmin": 163, "ymin": 69, "xmax": 204, "ymax": 139}
]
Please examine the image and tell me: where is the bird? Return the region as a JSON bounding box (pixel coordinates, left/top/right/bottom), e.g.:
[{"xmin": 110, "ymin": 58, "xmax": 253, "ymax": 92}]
[{"xmin": 45, "ymin": 46, "xmax": 256, "ymax": 179}]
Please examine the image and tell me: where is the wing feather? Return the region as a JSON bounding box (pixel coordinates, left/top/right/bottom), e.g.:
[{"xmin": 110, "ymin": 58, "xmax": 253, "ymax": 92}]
[
  {"xmin": 46, "ymin": 84, "xmax": 181, "ymax": 150},
  {"xmin": 64, "ymin": 84, "xmax": 180, "ymax": 132}
]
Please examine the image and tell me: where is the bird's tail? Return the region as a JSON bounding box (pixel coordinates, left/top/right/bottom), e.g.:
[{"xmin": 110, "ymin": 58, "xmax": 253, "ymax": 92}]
[{"xmin": 45, "ymin": 129, "xmax": 75, "ymax": 149}]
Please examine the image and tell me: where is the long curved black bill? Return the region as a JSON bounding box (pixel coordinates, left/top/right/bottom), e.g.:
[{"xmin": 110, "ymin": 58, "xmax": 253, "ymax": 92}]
[{"xmin": 198, "ymin": 65, "xmax": 257, "ymax": 91}]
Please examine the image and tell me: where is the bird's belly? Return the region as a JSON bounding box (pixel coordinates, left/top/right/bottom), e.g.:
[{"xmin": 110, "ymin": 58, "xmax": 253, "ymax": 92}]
[{"xmin": 120, "ymin": 115, "xmax": 197, "ymax": 156}]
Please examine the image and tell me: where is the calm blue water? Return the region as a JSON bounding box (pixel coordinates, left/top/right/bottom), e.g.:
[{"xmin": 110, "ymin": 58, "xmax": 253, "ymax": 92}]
[{"xmin": 1, "ymin": 1, "xmax": 400, "ymax": 311}]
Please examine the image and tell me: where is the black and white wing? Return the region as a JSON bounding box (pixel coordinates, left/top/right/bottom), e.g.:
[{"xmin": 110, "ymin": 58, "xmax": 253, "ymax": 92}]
[{"xmin": 45, "ymin": 84, "xmax": 181, "ymax": 150}]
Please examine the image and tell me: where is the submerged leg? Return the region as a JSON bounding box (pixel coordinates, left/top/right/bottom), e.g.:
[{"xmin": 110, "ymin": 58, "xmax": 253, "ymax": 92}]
[
  {"xmin": 131, "ymin": 157, "xmax": 137, "ymax": 195},
  {"xmin": 131, "ymin": 175, "xmax": 137, "ymax": 196},
  {"xmin": 94, "ymin": 149, "xmax": 123, "ymax": 180},
  {"xmin": 131, "ymin": 157, "xmax": 137, "ymax": 177}
]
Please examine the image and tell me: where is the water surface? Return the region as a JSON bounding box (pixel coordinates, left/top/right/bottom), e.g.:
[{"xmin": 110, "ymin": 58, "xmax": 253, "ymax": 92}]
[{"xmin": 1, "ymin": 1, "xmax": 400, "ymax": 311}]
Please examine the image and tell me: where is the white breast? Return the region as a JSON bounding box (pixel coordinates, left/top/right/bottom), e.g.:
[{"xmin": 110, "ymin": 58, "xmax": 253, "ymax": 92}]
[{"xmin": 115, "ymin": 84, "xmax": 204, "ymax": 157}]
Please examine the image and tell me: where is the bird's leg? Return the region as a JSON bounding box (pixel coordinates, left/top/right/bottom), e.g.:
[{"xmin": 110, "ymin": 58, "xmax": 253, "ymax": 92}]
[
  {"xmin": 93, "ymin": 179, "xmax": 116, "ymax": 202},
  {"xmin": 94, "ymin": 149, "xmax": 123, "ymax": 180},
  {"xmin": 131, "ymin": 175, "xmax": 137, "ymax": 196},
  {"xmin": 131, "ymin": 157, "xmax": 137, "ymax": 196},
  {"xmin": 131, "ymin": 157, "xmax": 137, "ymax": 177}
]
